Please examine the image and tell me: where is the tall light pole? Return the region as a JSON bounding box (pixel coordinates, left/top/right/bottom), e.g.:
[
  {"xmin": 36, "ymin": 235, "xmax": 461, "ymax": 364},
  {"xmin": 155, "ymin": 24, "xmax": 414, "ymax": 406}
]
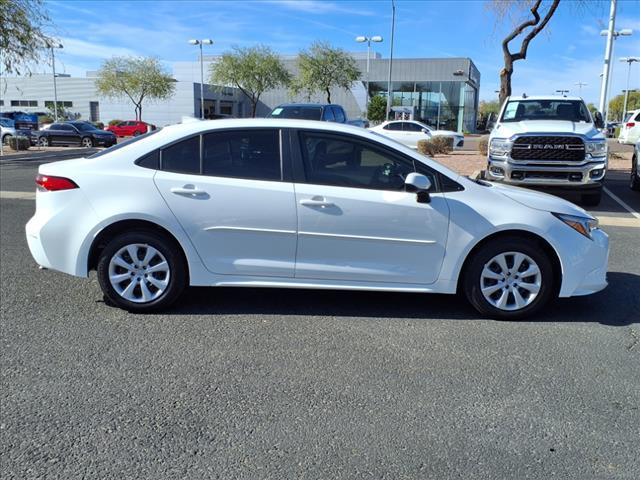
[
  {"xmin": 48, "ymin": 42, "xmax": 63, "ymax": 122},
  {"xmin": 597, "ymin": 0, "xmax": 633, "ymax": 122},
  {"xmin": 620, "ymin": 57, "xmax": 639, "ymax": 121},
  {"xmin": 355, "ymin": 35, "xmax": 383, "ymax": 119},
  {"xmin": 575, "ymin": 82, "xmax": 588, "ymax": 95},
  {"xmin": 385, "ymin": 0, "xmax": 396, "ymax": 121},
  {"xmin": 188, "ymin": 39, "xmax": 213, "ymax": 119}
]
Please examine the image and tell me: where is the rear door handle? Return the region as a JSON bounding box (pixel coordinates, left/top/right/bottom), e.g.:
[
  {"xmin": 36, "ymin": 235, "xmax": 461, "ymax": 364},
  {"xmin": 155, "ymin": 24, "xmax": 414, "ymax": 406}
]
[
  {"xmin": 300, "ymin": 197, "xmax": 335, "ymax": 208},
  {"xmin": 171, "ymin": 184, "xmax": 208, "ymax": 197}
]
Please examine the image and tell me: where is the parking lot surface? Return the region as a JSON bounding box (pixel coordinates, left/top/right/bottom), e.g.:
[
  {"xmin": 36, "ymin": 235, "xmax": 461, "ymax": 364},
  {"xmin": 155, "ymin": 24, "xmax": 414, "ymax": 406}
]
[{"xmin": 1, "ymin": 156, "xmax": 638, "ymax": 479}]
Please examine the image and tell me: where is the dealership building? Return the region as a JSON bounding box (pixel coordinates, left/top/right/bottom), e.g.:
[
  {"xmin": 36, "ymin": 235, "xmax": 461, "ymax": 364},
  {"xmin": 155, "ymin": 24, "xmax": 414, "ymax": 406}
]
[{"xmin": 1, "ymin": 54, "xmax": 480, "ymax": 132}]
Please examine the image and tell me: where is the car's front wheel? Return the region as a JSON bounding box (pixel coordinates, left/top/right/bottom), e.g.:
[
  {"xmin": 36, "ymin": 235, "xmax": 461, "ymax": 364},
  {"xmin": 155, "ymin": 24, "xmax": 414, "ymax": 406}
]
[
  {"xmin": 97, "ymin": 230, "xmax": 187, "ymax": 312},
  {"xmin": 463, "ymin": 237, "xmax": 555, "ymax": 319}
]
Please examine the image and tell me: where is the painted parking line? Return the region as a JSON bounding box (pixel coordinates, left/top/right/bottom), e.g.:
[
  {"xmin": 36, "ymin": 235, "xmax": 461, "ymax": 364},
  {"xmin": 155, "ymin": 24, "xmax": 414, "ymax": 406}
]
[
  {"xmin": 0, "ymin": 191, "xmax": 36, "ymax": 200},
  {"xmin": 603, "ymin": 186, "xmax": 640, "ymax": 220}
]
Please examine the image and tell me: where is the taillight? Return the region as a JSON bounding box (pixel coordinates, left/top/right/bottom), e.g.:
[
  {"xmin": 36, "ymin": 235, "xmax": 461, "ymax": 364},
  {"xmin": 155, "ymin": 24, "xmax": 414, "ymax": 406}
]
[
  {"xmin": 627, "ymin": 122, "xmax": 636, "ymax": 128},
  {"xmin": 35, "ymin": 174, "xmax": 79, "ymax": 191}
]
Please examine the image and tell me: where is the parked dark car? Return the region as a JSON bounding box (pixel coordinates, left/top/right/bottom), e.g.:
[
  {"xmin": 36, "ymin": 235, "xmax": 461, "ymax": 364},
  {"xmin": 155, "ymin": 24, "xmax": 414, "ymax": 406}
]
[
  {"xmin": 0, "ymin": 111, "xmax": 39, "ymax": 131},
  {"xmin": 31, "ymin": 121, "xmax": 117, "ymax": 148},
  {"xmin": 268, "ymin": 103, "xmax": 349, "ymax": 123}
]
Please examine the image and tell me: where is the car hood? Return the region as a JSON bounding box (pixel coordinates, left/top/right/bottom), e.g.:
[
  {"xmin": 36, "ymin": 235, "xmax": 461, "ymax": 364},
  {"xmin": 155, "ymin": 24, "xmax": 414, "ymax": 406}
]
[
  {"xmin": 489, "ymin": 181, "xmax": 592, "ymax": 218},
  {"xmin": 431, "ymin": 129, "xmax": 461, "ymax": 137},
  {"xmin": 493, "ymin": 120, "xmax": 603, "ymax": 140}
]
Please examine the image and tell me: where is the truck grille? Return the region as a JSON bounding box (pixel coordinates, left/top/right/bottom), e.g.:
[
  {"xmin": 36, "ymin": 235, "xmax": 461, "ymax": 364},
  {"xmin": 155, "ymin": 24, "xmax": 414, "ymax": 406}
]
[{"xmin": 511, "ymin": 136, "xmax": 585, "ymax": 161}]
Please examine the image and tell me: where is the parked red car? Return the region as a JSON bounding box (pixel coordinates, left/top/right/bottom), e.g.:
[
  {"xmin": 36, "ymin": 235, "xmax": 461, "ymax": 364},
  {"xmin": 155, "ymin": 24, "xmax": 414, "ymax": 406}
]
[{"xmin": 105, "ymin": 121, "xmax": 155, "ymax": 137}]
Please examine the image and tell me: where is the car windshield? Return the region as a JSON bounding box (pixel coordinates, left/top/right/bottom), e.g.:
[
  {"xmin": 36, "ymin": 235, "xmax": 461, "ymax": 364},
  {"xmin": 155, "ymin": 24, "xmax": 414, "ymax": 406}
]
[
  {"xmin": 269, "ymin": 106, "xmax": 322, "ymax": 120},
  {"xmin": 501, "ymin": 100, "xmax": 591, "ymax": 123},
  {"xmin": 72, "ymin": 123, "xmax": 99, "ymax": 132},
  {"xmin": 87, "ymin": 128, "xmax": 161, "ymax": 159}
]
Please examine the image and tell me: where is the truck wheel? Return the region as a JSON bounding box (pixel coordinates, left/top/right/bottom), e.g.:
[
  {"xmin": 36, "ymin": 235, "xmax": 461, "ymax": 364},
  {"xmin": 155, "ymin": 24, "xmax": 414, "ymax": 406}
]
[
  {"xmin": 581, "ymin": 191, "xmax": 602, "ymax": 207},
  {"xmin": 631, "ymin": 156, "xmax": 640, "ymax": 191}
]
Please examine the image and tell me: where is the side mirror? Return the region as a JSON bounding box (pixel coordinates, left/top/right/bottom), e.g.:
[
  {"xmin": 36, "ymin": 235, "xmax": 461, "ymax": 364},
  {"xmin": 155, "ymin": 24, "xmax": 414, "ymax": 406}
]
[
  {"xmin": 404, "ymin": 173, "xmax": 432, "ymax": 203},
  {"xmin": 594, "ymin": 111, "xmax": 605, "ymax": 129},
  {"xmin": 421, "ymin": 128, "xmax": 430, "ymax": 134}
]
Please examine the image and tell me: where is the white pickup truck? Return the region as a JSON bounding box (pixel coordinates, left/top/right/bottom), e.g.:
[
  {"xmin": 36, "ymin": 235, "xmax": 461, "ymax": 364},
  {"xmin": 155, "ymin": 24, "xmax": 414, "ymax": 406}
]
[{"xmin": 486, "ymin": 95, "xmax": 607, "ymax": 206}]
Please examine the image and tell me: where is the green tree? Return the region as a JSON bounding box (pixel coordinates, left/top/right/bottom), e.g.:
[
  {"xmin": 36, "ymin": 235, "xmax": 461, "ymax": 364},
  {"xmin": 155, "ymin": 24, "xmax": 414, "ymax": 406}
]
[
  {"xmin": 210, "ymin": 45, "xmax": 290, "ymax": 118},
  {"xmin": 0, "ymin": 0, "xmax": 52, "ymax": 75},
  {"xmin": 608, "ymin": 92, "xmax": 640, "ymax": 122},
  {"xmin": 291, "ymin": 41, "xmax": 360, "ymax": 103},
  {"xmin": 95, "ymin": 57, "xmax": 175, "ymax": 121},
  {"xmin": 479, "ymin": 99, "xmax": 501, "ymax": 117},
  {"xmin": 586, "ymin": 102, "xmax": 598, "ymax": 115},
  {"xmin": 368, "ymin": 95, "xmax": 387, "ymax": 122},
  {"xmin": 488, "ymin": 0, "xmax": 561, "ymax": 105}
]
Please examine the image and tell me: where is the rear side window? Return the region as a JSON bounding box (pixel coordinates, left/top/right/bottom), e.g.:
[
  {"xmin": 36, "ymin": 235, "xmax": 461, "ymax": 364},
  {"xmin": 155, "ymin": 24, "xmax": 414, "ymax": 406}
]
[
  {"xmin": 161, "ymin": 136, "xmax": 200, "ymax": 174},
  {"xmin": 202, "ymin": 129, "xmax": 280, "ymax": 181},
  {"xmin": 136, "ymin": 150, "xmax": 159, "ymax": 170}
]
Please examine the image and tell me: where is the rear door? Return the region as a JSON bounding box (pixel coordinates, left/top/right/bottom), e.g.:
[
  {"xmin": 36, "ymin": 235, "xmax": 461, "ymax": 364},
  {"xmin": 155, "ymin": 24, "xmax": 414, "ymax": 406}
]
[{"xmin": 154, "ymin": 128, "xmax": 298, "ymax": 277}]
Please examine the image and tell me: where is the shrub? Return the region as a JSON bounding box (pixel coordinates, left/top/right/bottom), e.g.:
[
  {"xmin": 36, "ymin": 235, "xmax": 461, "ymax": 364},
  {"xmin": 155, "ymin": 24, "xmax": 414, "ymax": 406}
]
[
  {"xmin": 8, "ymin": 135, "xmax": 30, "ymax": 151},
  {"xmin": 38, "ymin": 115, "xmax": 53, "ymax": 125},
  {"xmin": 478, "ymin": 135, "xmax": 489, "ymax": 156},
  {"xmin": 92, "ymin": 121, "xmax": 105, "ymax": 130},
  {"xmin": 417, "ymin": 136, "xmax": 453, "ymax": 156},
  {"xmin": 108, "ymin": 119, "xmax": 123, "ymax": 126}
]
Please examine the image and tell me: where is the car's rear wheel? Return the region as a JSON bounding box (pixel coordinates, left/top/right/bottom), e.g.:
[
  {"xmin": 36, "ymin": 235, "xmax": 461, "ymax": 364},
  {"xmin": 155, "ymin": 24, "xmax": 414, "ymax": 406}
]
[
  {"xmin": 463, "ymin": 237, "xmax": 555, "ymax": 319},
  {"xmin": 97, "ymin": 231, "xmax": 187, "ymax": 312},
  {"xmin": 631, "ymin": 155, "xmax": 640, "ymax": 191},
  {"xmin": 38, "ymin": 137, "xmax": 49, "ymax": 147},
  {"xmin": 81, "ymin": 137, "xmax": 94, "ymax": 148},
  {"xmin": 133, "ymin": 130, "xmax": 141, "ymax": 137}
]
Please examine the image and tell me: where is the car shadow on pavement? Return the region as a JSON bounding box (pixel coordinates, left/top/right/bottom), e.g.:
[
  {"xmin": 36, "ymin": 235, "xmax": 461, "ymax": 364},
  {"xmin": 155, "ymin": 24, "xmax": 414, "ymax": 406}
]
[{"xmin": 165, "ymin": 271, "xmax": 639, "ymax": 325}]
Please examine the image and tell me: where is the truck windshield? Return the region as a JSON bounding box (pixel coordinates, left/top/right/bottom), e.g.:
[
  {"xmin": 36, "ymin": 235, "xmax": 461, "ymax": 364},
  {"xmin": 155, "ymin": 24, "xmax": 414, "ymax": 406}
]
[
  {"xmin": 501, "ymin": 100, "xmax": 591, "ymax": 123},
  {"xmin": 269, "ymin": 106, "xmax": 322, "ymax": 120}
]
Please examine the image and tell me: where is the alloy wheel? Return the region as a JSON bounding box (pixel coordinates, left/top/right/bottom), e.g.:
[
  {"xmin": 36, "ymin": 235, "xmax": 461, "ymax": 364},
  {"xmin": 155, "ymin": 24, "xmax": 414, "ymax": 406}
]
[
  {"xmin": 39, "ymin": 137, "xmax": 49, "ymax": 147},
  {"xmin": 82, "ymin": 138, "xmax": 93, "ymax": 147},
  {"xmin": 480, "ymin": 251, "xmax": 542, "ymax": 311},
  {"xmin": 108, "ymin": 243, "xmax": 170, "ymax": 303}
]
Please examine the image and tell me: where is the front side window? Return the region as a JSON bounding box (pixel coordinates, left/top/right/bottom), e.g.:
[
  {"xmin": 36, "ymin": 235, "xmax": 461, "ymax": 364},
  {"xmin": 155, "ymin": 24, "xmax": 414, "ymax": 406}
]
[
  {"xmin": 161, "ymin": 136, "xmax": 200, "ymax": 174},
  {"xmin": 299, "ymin": 132, "xmax": 423, "ymax": 191},
  {"xmin": 322, "ymin": 107, "xmax": 335, "ymax": 122},
  {"xmin": 403, "ymin": 122, "xmax": 424, "ymax": 132},
  {"xmin": 203, "ymin": 129, "xmax": 280, "ymax": 181},
  {"xmin": 383, "ymin": 122, "xmax": 402, "ymax": 131},
  {"xmin": 332, "ymin": 107, "xmax": 346, "ymax": 123}
]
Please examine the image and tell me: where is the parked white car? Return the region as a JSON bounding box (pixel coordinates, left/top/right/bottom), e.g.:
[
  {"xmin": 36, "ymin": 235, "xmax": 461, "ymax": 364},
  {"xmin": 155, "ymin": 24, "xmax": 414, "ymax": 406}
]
[
  {"xmin": 370, "ymin": 120, "xmax": 464, "ymax": 149},
  {"xmin": 618, "ymin": 109, "xmax": 640, "ymax": 145},
  {"xmin": 1, "ymin": 118, "xmax": 17, "ymax": 144},
  {"xmin": 26, "ymin": 119, "xmax": 608, "ymax": 319}
]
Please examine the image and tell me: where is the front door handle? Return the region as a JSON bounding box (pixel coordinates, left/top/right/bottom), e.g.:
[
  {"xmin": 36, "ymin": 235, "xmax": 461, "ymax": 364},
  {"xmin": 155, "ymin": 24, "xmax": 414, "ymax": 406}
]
[
  {"xmin": 300, "ymin": 197, "xmax": 335, "ymax": 208},
  {"xmin": 171, "ymin": 184, "xmax": 208, "ymax": 197}
]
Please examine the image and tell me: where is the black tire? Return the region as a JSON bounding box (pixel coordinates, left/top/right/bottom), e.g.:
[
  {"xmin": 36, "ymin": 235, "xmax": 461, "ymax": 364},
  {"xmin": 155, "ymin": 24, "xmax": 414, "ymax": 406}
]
[
  {"xmin": 463, "ymin": 236, "xmax": 556, "ymax": 320},
  {"xmin": 133, "ymin": 130, "xmax": 141, "ymax": 137},
  {"xmin": 97, "ymin": 230, "xmax": 187, "ymax": 312},
  {"xmin": 2, "ymin": 134, "xmax": 12, "ymax": 145},
  {"xmin": 631, "ymin": 155, "xmax": 640, "ymax": 191},
  {"xmin": 81, "ymin": 137, "xmax": 94, "ymax": 148},
  {"xmin": 581, "ymin": 190, "xmax": 602, "ymax": 207}
]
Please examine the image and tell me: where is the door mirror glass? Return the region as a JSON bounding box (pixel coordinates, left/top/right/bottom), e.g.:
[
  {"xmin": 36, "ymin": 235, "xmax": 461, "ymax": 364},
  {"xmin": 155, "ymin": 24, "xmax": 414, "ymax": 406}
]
[
  {"xmin": 404, "ymin": 172, "xmax": 431, "ymax": 192},
  {"xmin": 593, "ymin": 111, "xmax": 605, "ymax": 129}
]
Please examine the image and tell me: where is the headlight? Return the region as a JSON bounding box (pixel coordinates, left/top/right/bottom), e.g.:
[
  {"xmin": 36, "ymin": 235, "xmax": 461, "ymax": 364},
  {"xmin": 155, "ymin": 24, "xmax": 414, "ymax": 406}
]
[
  {"xmin": 552, "ymin": 212, "xmax": 599, "ymax": 239},
  {"xmin": 489, "ymin": 138, "xmax": 511, "ymax": 157},
  {"xmin": 585, "ymin": 141, "xmax": 607, "ymax": 158}
]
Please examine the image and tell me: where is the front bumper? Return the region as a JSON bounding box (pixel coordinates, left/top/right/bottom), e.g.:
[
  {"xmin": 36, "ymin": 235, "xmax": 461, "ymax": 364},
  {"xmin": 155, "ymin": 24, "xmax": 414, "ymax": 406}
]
[{"xmin": 486, "ymin": 157, "xmax": 606, "ymax": 188}]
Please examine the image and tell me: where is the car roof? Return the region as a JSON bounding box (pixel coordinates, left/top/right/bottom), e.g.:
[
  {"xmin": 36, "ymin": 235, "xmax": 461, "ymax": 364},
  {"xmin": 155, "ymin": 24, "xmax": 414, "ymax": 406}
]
[
  {"xmin": 275, "ymin": 103, "xmax": 331, "ymax": 108},
  {"xmin": 506, "ymin": 95, "xmax": 584, "ymax": 102}
]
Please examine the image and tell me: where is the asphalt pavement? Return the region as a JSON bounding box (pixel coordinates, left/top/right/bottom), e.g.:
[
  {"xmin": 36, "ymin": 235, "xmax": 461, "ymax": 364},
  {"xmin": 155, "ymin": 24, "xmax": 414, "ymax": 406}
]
[{"xmin": 1, "ymin": 154, "xmax": 639, "ymax": 479}]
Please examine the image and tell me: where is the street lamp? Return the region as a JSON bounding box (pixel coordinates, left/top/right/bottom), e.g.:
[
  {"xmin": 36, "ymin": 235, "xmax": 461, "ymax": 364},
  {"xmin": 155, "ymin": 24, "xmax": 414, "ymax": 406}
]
[
  {"xmin": 47, "ymin": 42, "xmax": 63, "ymax": 122},
  {"xmin": 385, "ymin": 0, "xmax": 396, "ymax": 120},
  {"xmin": 355, "ymin": 35, "xmax": 383, "ymax": 119},
  {"xmin": 188, "ymin": 39, "xmax": 213, "ymax": 119},
  {"xmin": 597, "ymin": 0, "xmax": 633, "ymax": 122},
  {"xmin": 620, "ymin": 57, "xmax": 639, "ymax": 121}
]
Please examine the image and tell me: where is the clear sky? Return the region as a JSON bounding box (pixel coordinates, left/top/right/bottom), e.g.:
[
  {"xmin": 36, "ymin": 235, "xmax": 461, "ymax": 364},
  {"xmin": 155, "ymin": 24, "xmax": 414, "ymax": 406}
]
[{"xmin": 43, "ymin": 0, "xmax": 640, "ymax": 105}]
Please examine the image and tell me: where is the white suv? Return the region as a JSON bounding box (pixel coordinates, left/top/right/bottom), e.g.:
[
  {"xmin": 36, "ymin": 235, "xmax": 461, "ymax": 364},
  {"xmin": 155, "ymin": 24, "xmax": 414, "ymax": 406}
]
[
  {"xmin": 26, "ymin": 119, "xmax": 609, "ymax": 319},
  {"xmin": 618, "ymin": 109, "xmax": 640, "ymax": 145}
]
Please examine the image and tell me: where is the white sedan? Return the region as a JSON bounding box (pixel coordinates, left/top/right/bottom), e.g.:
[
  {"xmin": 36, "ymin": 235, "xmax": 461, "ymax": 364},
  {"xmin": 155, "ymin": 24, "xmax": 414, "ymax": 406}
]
[
  {"xmin": 26, "ymin": 119, "xmax": 608, "ymax": 319},
  {"xmin": 370, "ymin": 120, "xmax": 464, "ymax": 149}
]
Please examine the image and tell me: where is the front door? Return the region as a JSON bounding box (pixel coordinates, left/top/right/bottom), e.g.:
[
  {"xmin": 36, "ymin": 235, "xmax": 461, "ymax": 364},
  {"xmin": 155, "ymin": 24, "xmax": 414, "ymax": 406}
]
[
  {"xmin": 154, "ymin": 129, "xmax": 297, "ymax": 278},
  {"xmin": 293, "ymin": 131, "xmax": 450, "ymax": 284}
]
